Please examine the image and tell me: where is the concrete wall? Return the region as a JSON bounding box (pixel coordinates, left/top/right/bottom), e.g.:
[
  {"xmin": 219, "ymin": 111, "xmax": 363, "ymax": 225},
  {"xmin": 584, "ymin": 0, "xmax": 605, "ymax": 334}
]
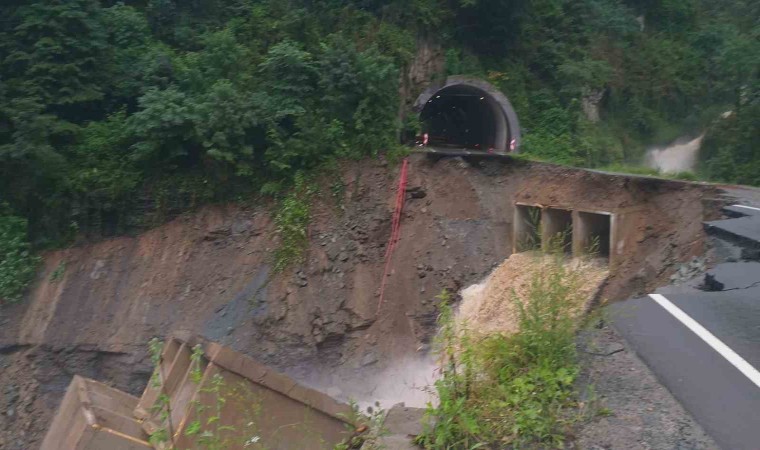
[
  {"xmin": 136, "ymin": 334, "xmax": 355, "ymax": 450},
  {"xmin": 542, "ymin": 208, "xmax": 573, "ymax": 254},
  {"xmin": 573, "ymin": 211, "xmax": 612, "ymax": 258},
  {"xmin": 513, "ymin": 204, "xmax": 542, "ymax": 252},
  {"xmin": 40, "ymin": 376, "xmax": 150, "ymax": 450},
  {"xmin": 414, "ymin": 76, "xmax": 521, "ymax": 152}
]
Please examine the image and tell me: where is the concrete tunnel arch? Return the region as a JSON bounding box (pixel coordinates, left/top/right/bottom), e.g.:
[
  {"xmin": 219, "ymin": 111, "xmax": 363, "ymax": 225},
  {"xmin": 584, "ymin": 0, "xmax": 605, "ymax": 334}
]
[{"xmin": 414, "ymin": 76, "xmax": 521, "ymax": 153}]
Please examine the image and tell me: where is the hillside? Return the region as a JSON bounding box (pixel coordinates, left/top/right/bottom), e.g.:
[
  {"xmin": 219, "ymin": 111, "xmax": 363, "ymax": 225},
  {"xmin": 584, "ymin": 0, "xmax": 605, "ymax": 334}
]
[
  {"xmin": 0, "ymin": 1, "xmax": 757, "ymax": 251},
  {"xmin": 0, "ymin": 2, "xmax": 758, "ymax": 447}
]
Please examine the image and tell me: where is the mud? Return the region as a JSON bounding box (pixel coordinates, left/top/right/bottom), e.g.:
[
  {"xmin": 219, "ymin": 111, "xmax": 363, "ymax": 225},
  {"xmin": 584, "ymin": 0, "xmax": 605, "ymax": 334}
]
[
  {"xmin": 458, "ymin": 253, "xmax": 608, "ymax": 336},
  {"xmin": 0, "ymin": 155, "xmax": 723, "ymax": 448}
]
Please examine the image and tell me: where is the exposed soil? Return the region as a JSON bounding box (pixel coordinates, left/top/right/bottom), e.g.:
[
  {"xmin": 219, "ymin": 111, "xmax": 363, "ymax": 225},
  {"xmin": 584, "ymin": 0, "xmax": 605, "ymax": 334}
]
[
  {"xmin": 0, "ymin": 154, "xmax": 724, "ymax": 448},
  {"xmin": 459, "ymin": 253, "xmax": 608, "ymax": 336}
]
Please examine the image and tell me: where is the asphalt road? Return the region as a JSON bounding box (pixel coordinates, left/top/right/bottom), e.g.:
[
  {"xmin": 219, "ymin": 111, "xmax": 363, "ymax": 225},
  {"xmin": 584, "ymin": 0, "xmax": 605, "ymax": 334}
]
[{"xmin": 608, "ymin": 204, "xmax": 760, "ymax": 450}]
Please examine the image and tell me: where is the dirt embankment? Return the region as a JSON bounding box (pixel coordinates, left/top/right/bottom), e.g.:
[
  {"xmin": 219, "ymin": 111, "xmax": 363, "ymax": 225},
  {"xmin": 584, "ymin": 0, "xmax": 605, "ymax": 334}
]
[
  {"xmin": 0, "ymin": 155, "xmax": 721, "ymax": 448},
  {"xmin": 459, "ymin": 253, "xmax": 608, "ymax": 336}
]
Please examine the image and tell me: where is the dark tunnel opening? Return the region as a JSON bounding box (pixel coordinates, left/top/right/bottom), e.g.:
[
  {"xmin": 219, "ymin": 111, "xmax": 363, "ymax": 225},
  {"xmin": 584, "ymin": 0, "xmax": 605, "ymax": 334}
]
[{"xmin": 420, "ymin": 85, "xmax": 504, "ymax": 151}]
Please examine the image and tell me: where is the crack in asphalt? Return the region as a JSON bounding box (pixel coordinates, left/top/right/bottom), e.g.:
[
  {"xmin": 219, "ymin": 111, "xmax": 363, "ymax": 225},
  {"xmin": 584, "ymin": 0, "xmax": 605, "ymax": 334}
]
[{"xmin": 720, "ymin": 280, "xmax": 760, "ymax": 292}]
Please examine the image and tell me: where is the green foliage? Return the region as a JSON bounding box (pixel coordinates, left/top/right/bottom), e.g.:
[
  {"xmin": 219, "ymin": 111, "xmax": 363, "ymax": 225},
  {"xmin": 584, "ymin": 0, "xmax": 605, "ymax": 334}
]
[
  {"xmin": 49, "ymin": 261, "xmax": 66, "ymax": 282},
  {"xmin": 333, "ymin": 400, "xmax": 388, "ymax": 450},
  {"xmin": 700, "ymin": 104, "xmax": 760, "ymax": 186},
  {"xmin": 3, "ymin": 0, "xmax": 109, "ymax": 107},
  {"xmin": 273, "ymin": 175, "xmax": 314, "ymax": 272},
  {"xmin": 0, "ymin": 206, "xmax": 40, "ymax": 304},
  {"xmin": 0, "ymin": 0, "xmax": 757, "ymax": 256},
  {"xmin": 419, "ymin": 256, "xmax": 587, "ymax": 448}
]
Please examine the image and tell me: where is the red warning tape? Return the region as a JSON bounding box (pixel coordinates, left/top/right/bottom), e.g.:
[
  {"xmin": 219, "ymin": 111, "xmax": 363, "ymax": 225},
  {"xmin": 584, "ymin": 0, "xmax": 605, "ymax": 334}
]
[{"xmin": 377, "ymin": 158, "xmax": 409, "ymax": 314}]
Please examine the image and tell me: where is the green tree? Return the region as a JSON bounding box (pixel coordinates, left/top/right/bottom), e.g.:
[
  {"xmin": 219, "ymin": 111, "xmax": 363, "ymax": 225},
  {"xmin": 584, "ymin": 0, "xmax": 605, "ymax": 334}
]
[{"xmin": 2, "ymin": 0, "xmax": 109, "ymax": 109}]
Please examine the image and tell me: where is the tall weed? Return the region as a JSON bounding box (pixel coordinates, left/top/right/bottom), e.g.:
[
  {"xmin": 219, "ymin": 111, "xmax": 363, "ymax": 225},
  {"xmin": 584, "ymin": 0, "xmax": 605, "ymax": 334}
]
[{"xmin": 419, "ymin": 253, "xmax": 586, "ymax": 449}]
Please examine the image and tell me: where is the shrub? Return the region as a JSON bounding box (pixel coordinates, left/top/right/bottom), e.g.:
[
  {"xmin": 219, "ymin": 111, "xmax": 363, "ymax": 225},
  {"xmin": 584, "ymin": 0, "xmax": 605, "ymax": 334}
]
[
  {"xmin": 418, "ymin": 254, "xmax": 587, "ymax": 448},
  {"xmin": 273, "ymin": 174, "xmax": 314, "ymax": 272},
  {"xmin": 0, "ymin": 206, "xmax": 40, "ymax": 304}
]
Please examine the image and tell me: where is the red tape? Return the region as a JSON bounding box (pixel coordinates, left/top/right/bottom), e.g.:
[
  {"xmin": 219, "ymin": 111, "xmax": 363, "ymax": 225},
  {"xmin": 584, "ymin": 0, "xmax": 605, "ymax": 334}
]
[{"xmin": 377, "ymin": 158, "xmax": 409, "ymax": 314}]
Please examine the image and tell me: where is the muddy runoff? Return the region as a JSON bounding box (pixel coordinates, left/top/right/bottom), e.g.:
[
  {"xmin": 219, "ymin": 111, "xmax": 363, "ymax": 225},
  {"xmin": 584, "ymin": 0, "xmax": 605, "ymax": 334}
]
[{"xmin": 0, "ymin": 154, "xmax": 722, "ymax": 448}]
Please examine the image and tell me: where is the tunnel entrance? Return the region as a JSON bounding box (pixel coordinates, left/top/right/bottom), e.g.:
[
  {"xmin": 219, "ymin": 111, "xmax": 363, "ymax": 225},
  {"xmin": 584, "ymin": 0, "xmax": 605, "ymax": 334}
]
[
  {"xmin": 414, "ymin": 76, "xmax": 521, "ymax": 153},
  {"xmin": 420, "ymin": 85, "xmax": 500, "ymax": 150}
]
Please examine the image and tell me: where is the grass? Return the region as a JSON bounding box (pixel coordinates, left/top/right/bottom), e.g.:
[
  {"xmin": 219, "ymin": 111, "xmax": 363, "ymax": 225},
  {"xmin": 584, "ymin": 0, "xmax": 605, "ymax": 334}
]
[
  {"xmin": 511, "ymin": 152, "xmax": 702, "ymax": 184},
  {"xmin": 594, "ymin": 164, "xmax": 699, "ymax": 182},
  {"xmin": 50, "ymin": 261, "xmax": 67, "ymax": 282},
  {"xmin": 273, "ymin": 174, "xmax": 314, "ymax": 273},
  {"xmin": 417, "ymin": 252, "xmax": 590, "ymax": 449}
]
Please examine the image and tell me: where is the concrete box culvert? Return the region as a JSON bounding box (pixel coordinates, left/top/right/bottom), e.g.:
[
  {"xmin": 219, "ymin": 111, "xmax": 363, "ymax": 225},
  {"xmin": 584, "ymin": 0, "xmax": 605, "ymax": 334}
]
[
  {"xmin": 573, "ymin": 211, "xmax": 612, "ymax": 259},
  {"xmin": 514, "ymin": 203, "xmax": 542, "ymax": 252},
  {"xmin": 542, "ymin": 207, "xmax": 573, "ymax": 254},
  {"xmin": 513, "ymin": 203, "xmax": 616, "ymax": 264}
]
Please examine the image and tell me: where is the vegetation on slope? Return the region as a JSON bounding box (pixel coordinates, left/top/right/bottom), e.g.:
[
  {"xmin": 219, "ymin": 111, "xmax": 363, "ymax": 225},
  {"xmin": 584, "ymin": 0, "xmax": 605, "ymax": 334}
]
[
  {"xmin": 0, "ymin": 204, "xmax": 40, "ymax": 304},
  {"xmin": 0, "ymin": 0, "xmax": 756, "ymax": 295},
  {"xmin": 419, "ymin": 254, "xmax": 596, "ymax": 448}
]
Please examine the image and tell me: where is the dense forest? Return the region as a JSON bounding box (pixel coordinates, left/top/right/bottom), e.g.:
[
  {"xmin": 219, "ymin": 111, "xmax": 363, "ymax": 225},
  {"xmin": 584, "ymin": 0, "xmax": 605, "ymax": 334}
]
[{"xmin": 0, "ymin": 0, "xmax": 758, "ymax": 302}]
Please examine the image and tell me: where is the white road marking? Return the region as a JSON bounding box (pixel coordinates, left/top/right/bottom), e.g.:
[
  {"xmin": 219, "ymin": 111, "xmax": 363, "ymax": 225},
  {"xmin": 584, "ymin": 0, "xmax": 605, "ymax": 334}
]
[
  {"xmin": 650, "ymin": 293, "xmax": 760, "ymax": 389},
  {"xmin": 732, "ymin": 204, "xmax": 760, "ymax": 212}
]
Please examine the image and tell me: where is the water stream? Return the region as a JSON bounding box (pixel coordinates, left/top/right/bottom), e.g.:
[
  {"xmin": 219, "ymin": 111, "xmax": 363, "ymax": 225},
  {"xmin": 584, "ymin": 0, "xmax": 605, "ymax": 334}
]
[{"xmin": 644, "ymin": 134, "xmax": 704, "ymax": 173}]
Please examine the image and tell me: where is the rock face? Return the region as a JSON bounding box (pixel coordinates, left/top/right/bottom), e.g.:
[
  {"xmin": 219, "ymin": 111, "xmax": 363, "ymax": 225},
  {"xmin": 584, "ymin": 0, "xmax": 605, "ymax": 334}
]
[
  {"xmin": 0, "ymin": 155, "xmax": 720, "ymax": 448},
  {"xmin": 403, "ymin": 35, "xmax": 446, "ymax": 100},
  {"xmin": 398, "ymin": 34, "xmax": 446, "ymax": 133},
  {"xmin": 582, "ymin": 88, "xmax": 605, "ymax": 122}
]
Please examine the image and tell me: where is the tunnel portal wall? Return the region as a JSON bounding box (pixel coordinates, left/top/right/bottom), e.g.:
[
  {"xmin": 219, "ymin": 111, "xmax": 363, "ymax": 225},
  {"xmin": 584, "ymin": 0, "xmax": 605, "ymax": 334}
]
[{"xmin": 414, "ymin": 76, "xmax": 521, "ymax": 152}]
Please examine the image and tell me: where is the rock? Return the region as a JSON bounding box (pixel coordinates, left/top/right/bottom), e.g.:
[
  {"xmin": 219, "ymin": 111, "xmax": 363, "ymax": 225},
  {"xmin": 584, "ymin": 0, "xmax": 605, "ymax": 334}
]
[
  {"xmin": 698, "ymin": 273, "xmax": 724, "ymax": 292},
  {"xmin": 741, "ymin": 248, "xmax": 760, "ymax": 261},
  {"xmin": 326, "ymin": 246, "xmax": 341, "ymax": 261},
  {"xmin": 4, "ymin": 385, "xmax": 19, "ymax": 406},
  {"xmin": 204, "ymin": 226, "xmax": 231, "ymax": 241},
  {"xmin": 581, "ymin": 88, "xmax": 605, "ymax": 122},
  {"xmin": 406, "ymin": 187, "xmax": 427, "ymax": 199},
  {"xmin": 361, "ymin": 352, "xmax": 378, "ymax": 367},
  {"xmin": 231, "ymin": 220, "xmax": 253, "ymax": 234},
  {"xmin": 89, "ymin": 260, "xmax": 107, "ymax": 280},
  {"xmin": 338, "ymin": 252, "xmax": 349, "ymax": 262}
]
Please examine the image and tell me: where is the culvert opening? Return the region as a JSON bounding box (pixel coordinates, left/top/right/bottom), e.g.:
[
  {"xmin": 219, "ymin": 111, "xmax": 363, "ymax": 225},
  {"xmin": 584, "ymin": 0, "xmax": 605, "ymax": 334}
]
[
  {"xmin": 514, "ymin": 204, "xmax": 542, "ymax": 251},
  {"xmin": 543, "ymin": 208, "xmax": 573, "ymax": 254},
  {"xmin": 575, "ymin": 211, "xmax": 611, "ymax": 258}
]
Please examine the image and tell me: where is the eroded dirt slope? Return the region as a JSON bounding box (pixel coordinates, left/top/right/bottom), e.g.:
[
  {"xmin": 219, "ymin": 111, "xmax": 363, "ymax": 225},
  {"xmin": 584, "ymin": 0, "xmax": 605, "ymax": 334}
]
[{"xmin": 0, "ymin": 155, "xmax": 720, "ymax": 448}]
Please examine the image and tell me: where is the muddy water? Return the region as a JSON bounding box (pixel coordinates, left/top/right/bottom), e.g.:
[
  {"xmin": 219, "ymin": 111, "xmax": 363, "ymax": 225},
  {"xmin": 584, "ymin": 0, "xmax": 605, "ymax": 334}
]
[{"xmin": 645, "ymin": 134, "xmax": 703, "ymax": 173}]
